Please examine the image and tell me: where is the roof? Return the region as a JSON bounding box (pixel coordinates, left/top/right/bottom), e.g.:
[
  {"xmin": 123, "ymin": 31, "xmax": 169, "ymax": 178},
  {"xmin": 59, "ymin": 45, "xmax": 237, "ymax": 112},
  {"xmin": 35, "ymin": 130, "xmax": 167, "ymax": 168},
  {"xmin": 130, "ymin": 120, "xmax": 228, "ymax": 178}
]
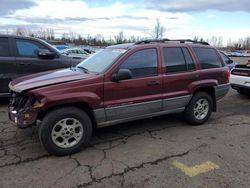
[
  {"xmin": 107, "ymin": 39, "xmax": 210, "ymax": 50},
  {"xmin": 0, "ymin": 34, "xmax": 40, "ymax": 40},
  {"xmin": 135, "ymin": 39, "xmax": 209, "ymax": 45},
  {"xmin": 107, "ymin": 43, "xmax": 134, "ymax": 49}
]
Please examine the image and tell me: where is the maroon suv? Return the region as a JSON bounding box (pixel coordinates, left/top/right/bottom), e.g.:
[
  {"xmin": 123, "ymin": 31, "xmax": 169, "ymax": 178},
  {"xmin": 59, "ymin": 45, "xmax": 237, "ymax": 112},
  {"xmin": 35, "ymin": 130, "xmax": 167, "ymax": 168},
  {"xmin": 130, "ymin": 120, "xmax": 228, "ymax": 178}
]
[{"xmin": 8, "ymin": 39, "xmax": 230, "ymax": 155}]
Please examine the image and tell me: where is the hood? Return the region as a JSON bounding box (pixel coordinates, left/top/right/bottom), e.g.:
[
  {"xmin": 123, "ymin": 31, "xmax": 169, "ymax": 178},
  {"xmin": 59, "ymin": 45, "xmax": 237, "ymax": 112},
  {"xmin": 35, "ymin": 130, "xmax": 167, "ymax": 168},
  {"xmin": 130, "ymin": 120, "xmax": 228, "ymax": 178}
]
[{"xmin": 9, "ymin": 68, "xmax": 93, "ymax": 93}]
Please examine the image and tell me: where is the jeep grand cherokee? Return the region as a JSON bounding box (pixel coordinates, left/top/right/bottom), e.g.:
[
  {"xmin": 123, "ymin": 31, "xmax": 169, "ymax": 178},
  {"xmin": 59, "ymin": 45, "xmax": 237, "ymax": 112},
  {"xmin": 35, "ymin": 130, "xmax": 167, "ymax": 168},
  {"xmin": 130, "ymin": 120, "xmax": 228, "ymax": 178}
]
[{"xmin": 8, "ymin": 39, "xmax": 230, "ymax": 156}]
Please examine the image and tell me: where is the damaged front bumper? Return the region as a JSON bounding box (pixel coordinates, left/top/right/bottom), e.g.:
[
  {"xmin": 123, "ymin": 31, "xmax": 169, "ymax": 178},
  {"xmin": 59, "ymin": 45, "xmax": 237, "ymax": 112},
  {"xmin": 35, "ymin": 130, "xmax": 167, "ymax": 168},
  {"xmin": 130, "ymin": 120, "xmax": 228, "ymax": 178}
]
[
  {"xmin": 8, "ymin": 107, "xmax": 38, "ymax": 128},
  {"xmin": 8, "ymin": 91, "xmax": 39, "ymax": 128}
]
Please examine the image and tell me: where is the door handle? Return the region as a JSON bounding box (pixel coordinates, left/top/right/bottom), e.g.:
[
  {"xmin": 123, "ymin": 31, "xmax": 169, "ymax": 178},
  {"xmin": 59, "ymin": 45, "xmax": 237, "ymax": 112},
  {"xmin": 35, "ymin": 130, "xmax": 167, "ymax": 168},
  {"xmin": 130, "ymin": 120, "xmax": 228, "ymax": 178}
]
[{"xmin": 147, "ymin": 80, "xmax": 160, "ymax": 86}]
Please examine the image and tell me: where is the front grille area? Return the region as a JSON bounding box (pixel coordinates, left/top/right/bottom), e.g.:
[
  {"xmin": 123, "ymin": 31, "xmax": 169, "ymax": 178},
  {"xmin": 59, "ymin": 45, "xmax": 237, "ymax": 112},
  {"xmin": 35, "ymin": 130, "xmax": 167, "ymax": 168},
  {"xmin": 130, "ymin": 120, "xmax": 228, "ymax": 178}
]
[{"xmin": 9, "ymin": 91, "xmax": 29, "ymax": 111}]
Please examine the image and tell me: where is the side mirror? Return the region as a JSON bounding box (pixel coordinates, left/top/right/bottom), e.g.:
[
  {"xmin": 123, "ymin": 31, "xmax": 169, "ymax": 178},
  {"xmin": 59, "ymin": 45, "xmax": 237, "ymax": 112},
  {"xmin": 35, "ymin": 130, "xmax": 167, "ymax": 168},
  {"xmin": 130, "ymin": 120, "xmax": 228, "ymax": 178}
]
[
  {"xmin": 227, "ymin": 59, "xmax": 233, "ymax": 64},
  {"xmin": 37, "ymin": 49, "xmax": 55, "ymax": 59},
  {"xmin": 111, "ymin": 69, "xmax": 133, "ymax": 82},
  {"xmin": 62, "ymin": 51, "xmax": 69, "ymax": 55}
]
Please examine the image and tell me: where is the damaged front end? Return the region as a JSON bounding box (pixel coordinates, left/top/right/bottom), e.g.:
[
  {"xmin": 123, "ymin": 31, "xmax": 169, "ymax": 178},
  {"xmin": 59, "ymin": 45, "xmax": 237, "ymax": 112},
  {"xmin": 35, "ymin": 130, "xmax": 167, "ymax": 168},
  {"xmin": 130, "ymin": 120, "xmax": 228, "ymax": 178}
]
[{"xmin": 8, "ymin": 91, "xmax": 40, "ymax": 128}]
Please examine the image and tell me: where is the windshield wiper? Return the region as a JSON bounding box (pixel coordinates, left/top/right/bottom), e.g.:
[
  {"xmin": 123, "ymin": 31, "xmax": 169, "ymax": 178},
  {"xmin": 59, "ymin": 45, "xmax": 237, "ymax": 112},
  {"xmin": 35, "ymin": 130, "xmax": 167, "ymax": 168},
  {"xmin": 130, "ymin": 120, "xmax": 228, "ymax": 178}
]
[{"xmin": 77, "ymin": 66, "xmax": 89, "ymax": 73}]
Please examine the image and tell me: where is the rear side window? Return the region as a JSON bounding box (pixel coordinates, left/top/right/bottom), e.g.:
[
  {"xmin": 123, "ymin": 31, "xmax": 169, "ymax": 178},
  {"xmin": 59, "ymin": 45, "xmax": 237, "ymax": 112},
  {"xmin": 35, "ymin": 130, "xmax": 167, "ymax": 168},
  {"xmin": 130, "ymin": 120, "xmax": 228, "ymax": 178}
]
[
  {"xmin": 194, "ymin": 48, "xmax": 222, "ymax": 69},
  {"xmin": 0, "ymin": 37, "xmax": 10, "ymax": 57},
  {"xmin": 15, "ymin": 39, "xmax": 48, "ymax": 57},
  {"xmin": 182, "ymin": 48, "xmax": 195, "ymax": 70},
  {"xmin": 163, "ymin": 47, "xmax": 195, "ymax": 73},
  {"xmin": 120, "ymin": 48, "xmax": 158, "ymax": 78}
]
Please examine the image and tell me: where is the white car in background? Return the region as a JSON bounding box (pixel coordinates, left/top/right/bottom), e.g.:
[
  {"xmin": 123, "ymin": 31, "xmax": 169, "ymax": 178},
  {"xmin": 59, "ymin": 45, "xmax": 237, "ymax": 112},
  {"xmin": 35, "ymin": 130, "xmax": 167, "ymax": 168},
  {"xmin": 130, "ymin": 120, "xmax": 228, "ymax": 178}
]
[
  {"xmin": 62, "ymin": 48, "xmax": 91, "ymax": 59},
  {"xmin": 230, "ymin": 61, "xmax": 250, "ymax": 94}
]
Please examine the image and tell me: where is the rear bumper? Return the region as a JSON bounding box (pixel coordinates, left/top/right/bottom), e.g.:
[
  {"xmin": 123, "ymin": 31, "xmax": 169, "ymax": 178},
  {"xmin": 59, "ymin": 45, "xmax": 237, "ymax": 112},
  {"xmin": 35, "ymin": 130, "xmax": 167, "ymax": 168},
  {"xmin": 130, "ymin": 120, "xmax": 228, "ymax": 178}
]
[
  {"xmin": 231, "ymin": 84, "xmax": 250, "ymax": 91},
  {"xmin": 230, "ymin": 74, "xmax": 250, "ymax": 90},
  {"xmin": 214, "ymin": 83, "xmax": 230, "ymax": 100},
  {"xmin": 8, "ymin": 106, "xmax": 37, "ymax": 128}
]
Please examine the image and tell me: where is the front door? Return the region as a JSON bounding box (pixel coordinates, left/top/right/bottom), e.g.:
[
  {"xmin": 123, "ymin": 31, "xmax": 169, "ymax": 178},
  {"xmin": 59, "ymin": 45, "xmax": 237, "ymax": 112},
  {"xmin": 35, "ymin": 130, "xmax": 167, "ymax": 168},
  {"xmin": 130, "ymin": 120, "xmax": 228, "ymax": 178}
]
[
  {"xmin": 104, "ymin": 48, "xmax": 163, "ymax": 121},
  {"xmin": 13, "ymin": 38, "xmax": 64, "ymax": 77},
  {"xmin": 0, "ymin": 37, "xmax": 17, "ymax": 94}
]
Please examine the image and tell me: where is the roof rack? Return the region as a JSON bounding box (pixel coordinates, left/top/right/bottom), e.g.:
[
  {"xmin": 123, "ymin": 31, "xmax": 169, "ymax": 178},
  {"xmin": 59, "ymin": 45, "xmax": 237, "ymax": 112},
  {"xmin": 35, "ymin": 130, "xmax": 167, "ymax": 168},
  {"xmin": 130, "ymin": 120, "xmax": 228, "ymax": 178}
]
[{"xmin": 135, "ymin": 39, "xmax": 209, "ymax": 45}]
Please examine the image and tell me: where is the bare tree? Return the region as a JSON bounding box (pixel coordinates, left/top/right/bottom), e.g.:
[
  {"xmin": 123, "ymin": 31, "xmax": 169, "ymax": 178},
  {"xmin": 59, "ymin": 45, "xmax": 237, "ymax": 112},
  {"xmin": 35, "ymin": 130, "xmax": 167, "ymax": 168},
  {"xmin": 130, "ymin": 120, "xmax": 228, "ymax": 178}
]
[
  {"xmin": 114, "ymin": 31, "xmax": 125, "ymax": 44},
  {"xmin": 208, "ymin": 36, "xmax": 223, "ymax": 48},
  {"xmin": 46, "ymin": 28, "xmax": 55, "ymax": 41},
  {"xmin": 14, "ymin": 27, "xmax": 29, "ymax": 36},
  {"xmin": 149, "ymin": 18, "xmax": 166, "ymax": 39}
]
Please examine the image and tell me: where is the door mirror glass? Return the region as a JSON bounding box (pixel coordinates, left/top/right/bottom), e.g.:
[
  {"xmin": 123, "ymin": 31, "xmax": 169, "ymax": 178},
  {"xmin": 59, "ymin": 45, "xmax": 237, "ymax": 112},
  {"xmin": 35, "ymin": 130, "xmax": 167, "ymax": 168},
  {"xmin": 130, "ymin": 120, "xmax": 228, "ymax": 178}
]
[
  {"xmin": 226, "ymin": 59, "xmax": 233, "ymax": 64},
  {"xmin": 37, "ymin": 49, "xmax": 55, "ymax": 59},
  {"xmin": 111, "ymin": 69, "xmax": 133, "ymax": 82}
]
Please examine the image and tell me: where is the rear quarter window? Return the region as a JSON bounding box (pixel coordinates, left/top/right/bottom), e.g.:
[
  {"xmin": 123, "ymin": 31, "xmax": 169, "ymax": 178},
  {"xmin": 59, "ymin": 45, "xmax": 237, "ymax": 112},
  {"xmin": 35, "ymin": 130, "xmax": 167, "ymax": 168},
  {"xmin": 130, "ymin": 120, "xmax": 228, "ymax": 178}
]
[{"xmin": 193, "ymin": 47, "xmax": 223, "ymax": 69}]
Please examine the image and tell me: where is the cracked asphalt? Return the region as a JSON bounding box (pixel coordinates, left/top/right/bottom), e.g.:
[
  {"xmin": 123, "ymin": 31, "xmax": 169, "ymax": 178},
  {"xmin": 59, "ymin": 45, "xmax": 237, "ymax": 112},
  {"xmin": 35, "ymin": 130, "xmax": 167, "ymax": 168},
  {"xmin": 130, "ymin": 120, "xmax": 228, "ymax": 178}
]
[{"xmin": 0, "ymin": 89, "xmax": 250, "ymax": 188}]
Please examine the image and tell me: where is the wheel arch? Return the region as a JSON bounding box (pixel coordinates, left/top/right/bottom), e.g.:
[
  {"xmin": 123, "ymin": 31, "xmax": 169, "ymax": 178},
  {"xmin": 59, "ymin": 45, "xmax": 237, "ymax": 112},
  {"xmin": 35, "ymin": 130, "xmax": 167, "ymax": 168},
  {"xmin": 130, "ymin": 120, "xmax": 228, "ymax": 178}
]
[
  {"xmin": 193, "ymin": 86, "xmax": 216, "ymax": 112},
  {"xmin": 38, "ymin": 102, "xmax": 98, "ymax": 128}
]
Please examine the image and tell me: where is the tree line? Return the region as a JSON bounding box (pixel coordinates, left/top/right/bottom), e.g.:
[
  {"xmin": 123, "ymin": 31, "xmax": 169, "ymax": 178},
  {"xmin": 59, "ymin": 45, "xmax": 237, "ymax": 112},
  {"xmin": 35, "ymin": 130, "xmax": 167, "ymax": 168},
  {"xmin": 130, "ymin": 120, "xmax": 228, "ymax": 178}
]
[
  {"xmin": 2, "ymin": 19, "xmax": 250, "ymax": 50},
  {"xmin": 192, "ymin": 36, "xmax": 250, "ymax": 50}
]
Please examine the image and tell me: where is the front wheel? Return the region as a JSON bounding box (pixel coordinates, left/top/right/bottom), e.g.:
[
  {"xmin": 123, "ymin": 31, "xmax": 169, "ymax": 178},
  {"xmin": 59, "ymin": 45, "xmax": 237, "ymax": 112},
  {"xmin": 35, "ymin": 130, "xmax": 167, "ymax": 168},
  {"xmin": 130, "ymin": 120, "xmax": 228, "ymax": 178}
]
[
  {"xmin": 184, "ymin": 92, "xmax": 213, "ymax": 125},
  {"xmin": 39, "ymin": 107, "xmax": 92, "ymax": 156}
]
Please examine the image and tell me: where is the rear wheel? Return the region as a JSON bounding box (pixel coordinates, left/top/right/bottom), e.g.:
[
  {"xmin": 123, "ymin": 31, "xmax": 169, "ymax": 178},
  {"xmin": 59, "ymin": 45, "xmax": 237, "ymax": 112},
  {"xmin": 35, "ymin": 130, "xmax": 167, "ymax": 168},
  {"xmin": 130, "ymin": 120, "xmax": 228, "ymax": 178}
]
[
  {"xmin": 39, "ymin": 107, "xmax": 92, "ymax": 156},
  {"xmin": 184, "ymin": 92, "xmax": 213, "ymax": 125}
]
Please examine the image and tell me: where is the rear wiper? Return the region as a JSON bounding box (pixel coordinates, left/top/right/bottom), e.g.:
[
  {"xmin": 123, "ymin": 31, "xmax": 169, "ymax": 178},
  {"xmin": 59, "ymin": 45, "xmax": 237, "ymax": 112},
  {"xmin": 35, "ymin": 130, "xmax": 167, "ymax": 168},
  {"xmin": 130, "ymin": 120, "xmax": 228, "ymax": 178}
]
[{"xmin": 77, "ymin": 66, "xmax": 89, "ymax": 73}]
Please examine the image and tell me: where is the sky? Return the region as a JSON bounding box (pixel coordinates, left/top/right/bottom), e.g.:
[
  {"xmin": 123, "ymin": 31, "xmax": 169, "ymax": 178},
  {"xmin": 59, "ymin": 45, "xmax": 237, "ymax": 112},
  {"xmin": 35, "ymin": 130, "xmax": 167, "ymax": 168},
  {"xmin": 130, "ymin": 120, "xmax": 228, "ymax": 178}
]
[{"xmin": 0, "ymin": 0, "xmax": 250, "ymax": 43}]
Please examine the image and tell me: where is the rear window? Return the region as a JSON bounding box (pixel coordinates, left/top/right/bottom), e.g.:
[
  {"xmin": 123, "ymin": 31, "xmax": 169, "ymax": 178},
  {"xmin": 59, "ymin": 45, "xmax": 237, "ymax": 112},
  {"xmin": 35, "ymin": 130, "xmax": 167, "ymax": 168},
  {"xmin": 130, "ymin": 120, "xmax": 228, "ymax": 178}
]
[
  {"xmin": 231, "ymin": 69, "xmax": 250, "ymax": 77},
  {"xmin": 193, "ymin": 48, "xmax": 222, "ymax": 69}
]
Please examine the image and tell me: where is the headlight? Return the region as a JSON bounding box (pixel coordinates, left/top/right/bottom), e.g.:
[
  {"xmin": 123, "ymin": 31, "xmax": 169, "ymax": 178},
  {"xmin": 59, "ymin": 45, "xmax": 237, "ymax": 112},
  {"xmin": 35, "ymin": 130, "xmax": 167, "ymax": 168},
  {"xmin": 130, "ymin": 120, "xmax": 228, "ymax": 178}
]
[{"xmin": 32, "ymin": 98, "xmax": 45, "ymax": 108}]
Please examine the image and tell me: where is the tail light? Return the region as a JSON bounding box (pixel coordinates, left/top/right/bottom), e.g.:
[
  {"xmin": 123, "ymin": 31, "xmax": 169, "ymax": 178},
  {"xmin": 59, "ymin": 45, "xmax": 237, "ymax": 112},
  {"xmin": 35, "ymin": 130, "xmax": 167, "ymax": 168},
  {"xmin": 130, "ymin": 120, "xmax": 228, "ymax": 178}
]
[
  {"xmin": 246, "ymin": 60, "xmax": 250, "ymax": 66},
  {"xmin": 224, "ymin": 68, "xmax": 230, "ymax": 83}
]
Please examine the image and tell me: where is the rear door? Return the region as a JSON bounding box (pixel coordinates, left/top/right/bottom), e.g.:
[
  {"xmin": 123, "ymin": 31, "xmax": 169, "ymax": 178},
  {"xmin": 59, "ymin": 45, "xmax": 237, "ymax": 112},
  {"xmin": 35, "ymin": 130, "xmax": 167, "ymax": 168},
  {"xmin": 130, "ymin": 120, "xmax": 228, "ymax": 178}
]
[
  {"xmin": 104, "ymin": 48, "xmax": 163, "ymax": 121},
  {"xmin": 12, "ymin": 38, "xmax": 66, "ymax": 77},
  {"xmin": 0, "ymin": 37, "xmax": 17, "ymax": 94},
  {"xmin": 162, "ymin": 47, "xmax": 199, "ymax": 111}
]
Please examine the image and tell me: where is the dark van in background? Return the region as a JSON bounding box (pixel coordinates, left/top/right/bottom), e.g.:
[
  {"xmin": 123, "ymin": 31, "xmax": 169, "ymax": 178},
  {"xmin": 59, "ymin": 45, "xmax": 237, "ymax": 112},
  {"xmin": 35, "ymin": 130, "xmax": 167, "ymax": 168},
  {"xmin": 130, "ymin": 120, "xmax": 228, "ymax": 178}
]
[{"xmin": 0, "ymin": 35, "xmax": 83, "ymax": 96}]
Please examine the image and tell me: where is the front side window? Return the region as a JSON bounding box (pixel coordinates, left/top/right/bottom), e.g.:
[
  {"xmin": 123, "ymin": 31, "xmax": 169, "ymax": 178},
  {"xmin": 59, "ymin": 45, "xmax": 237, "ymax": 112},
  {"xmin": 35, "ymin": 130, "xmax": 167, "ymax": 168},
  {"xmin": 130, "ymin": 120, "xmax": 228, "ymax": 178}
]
[
  {"xmin": 194, "ymin": 48, "xmax": 222, "ymax": 69},
  {"xmin": 0, "ymin": 37, "xmax": 10, "ymax": 57},
  {"xmin": 15, "ymin": 39, "xmax": 47, "ymax": 57},
  {"xmin": 120, "ymin": 48, "xmax": 158, "ymax": 78}
]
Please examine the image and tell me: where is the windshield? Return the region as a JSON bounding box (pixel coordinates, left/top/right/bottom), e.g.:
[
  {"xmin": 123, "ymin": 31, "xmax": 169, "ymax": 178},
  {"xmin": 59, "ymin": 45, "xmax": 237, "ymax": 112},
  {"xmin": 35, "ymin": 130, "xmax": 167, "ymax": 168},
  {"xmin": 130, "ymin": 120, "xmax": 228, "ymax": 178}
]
[{"xmin": 76, "ymin": 48, "xmax": 126, "ymax": 73}]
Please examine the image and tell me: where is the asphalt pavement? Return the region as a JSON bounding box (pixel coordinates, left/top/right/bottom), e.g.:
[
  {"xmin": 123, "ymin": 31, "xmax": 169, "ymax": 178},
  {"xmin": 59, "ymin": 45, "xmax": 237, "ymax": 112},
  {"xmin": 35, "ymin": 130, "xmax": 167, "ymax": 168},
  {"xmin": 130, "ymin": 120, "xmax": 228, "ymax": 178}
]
[{"xmin": 0, "ymin": 89, "xmax": 250, "ymax": 188}]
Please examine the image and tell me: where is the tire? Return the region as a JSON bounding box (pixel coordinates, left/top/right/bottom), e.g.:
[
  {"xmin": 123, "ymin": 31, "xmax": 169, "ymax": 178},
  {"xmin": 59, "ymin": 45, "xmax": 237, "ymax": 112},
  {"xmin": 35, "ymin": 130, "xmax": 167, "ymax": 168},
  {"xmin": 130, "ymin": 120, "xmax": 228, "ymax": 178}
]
[
  {"xmin": 184, "ymin": 92, "xmax": 213, "ymax": 125},
  {"xmin": 39, "ymin": 107, "xmax": 92, "ymax": 156}
]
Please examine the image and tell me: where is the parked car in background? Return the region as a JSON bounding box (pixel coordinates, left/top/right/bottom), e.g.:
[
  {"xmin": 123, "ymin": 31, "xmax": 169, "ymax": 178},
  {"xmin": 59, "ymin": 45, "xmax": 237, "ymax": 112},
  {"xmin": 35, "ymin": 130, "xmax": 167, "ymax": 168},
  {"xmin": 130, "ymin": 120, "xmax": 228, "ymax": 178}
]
[
  {"xmin": 54, "ymin": 44, "xmax": 69, "ymax": 51},
  {"xmin": 230, "ymin": 60, "xmax": 250, "ymax": 94},
  {"xmin": 62, "ymin": 48, "xmax": 90, "ymax": 59},
  {"xmin": 220, "ymin": 51, "xmax": 236, "ymax": 70},
  {"xmin": 8, "ymin": 39, "xmax": 230, "ymax": 155},
  {"xmin": 0, "ymin": 35, "xmax": 82, "ymax": 96}
]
